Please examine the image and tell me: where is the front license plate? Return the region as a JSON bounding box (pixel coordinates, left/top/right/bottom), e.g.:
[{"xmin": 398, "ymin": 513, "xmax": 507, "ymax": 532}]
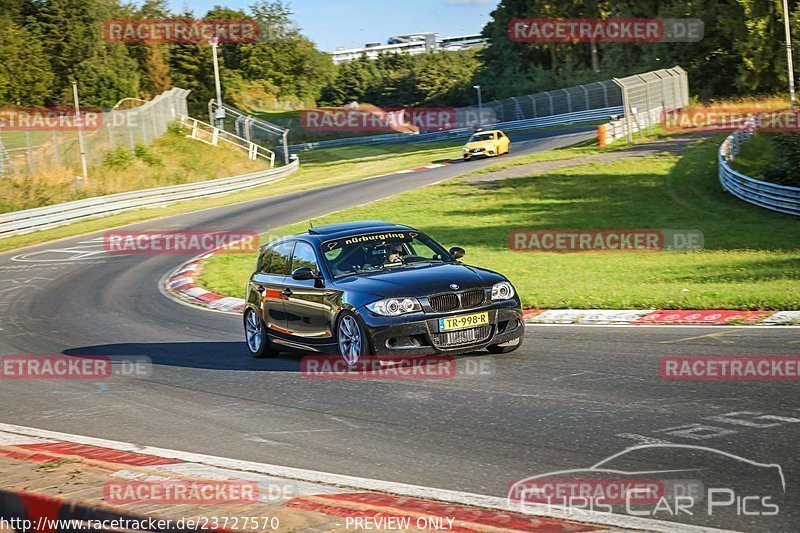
[{"xmin": 439, "ymin": 312, "xmax": 489, "ymax": 331}]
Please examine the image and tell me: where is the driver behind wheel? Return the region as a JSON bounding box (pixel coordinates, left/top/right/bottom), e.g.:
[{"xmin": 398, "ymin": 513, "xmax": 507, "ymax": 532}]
[{"xmin": 387, "ymin": 243, "xmax": 405, "ymax": 264}]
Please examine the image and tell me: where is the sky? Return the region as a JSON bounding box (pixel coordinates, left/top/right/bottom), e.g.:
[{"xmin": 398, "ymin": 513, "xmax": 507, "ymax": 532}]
[{"xmin": 166, "ymin": 0, "xmax": 497, "ymax": 51}]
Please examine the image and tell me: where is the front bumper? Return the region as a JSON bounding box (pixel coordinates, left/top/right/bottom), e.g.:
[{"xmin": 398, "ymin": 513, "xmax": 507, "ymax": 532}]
[
  {"xmin": 357, "ymin": 301, "xmax": 524, "ymax": 357},
  {"xmin": 463, "ymin": 146, "xmax": 498, "ymax": 159}
]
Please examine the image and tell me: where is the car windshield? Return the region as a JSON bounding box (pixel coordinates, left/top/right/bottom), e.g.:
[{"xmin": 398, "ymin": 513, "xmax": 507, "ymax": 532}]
[
  {"xmin": 322, "ymin": 230, "xmax": 452, "ymax": 277},
  {"xmin": 468, "ymin": 132, "xmax": 494, "ymax": 143}
]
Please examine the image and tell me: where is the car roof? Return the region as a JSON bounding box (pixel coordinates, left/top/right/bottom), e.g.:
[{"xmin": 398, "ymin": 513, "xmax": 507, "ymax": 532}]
[
  {"xmin": 300, "ymin": 220, "xmax": 415, "ymax": 241},
  {"xmin": 471, "ymin": 129, "xmax": 502, "ymax": 134}
]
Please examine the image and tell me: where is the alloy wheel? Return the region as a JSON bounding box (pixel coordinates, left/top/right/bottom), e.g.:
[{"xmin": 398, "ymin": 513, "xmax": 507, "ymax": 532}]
[
  {"xmin": 338, "ymin": 315, "xmax": 363, "ymax": 365},
  {"xmin": 245, "ymin": 309, "xmax": 263, "ymax": 353}
]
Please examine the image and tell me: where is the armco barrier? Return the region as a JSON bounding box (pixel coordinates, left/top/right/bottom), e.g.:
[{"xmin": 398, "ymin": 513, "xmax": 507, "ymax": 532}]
[
  {"xmin": 718, "ymin": 125, "xmax": 800, "ymax": 217},
  {"xmin": 289, "ymin": 106, "xmax": 623, "ymax": 152},
  {"xmin": 597, "ymin": 107, "xmax": 662, "ymax": 146},
  {"xmin": 288, "ymin": 66, "xmax": 688, "ymax": 152},
  {"xmin": 0, "ymin": 158, "xmax": 299, "ymax": 238}
]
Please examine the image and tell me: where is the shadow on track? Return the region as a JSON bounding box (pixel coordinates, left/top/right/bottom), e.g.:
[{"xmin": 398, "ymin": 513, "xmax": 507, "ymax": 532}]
[
  {"xmin": 63, "ymin": 342, "xmax": 302, "ymax": 371},
  {"xmin": 62, "ymin": 342, "xmax": 493, "ymax": 373}
]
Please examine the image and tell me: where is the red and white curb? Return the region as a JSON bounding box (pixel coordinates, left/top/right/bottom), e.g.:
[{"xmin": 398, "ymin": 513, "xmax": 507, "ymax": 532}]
[
  {"xmin": 0, "ymin": 423, "xmax": 733, "ymax": 533},
  {"xmin": 394, "ymin": 162, "xmax": 455, "ymax": 174},
  {"xmin": 166, "ymin": 253, "xmax": 247, "ymax": 314},
  {"xmin": 522, "ymin": 309, "xmax": 800, "ymax": 325},
  {"xmin": 164, "ymin": 251, "xmax": 799, "ymax": 326}
]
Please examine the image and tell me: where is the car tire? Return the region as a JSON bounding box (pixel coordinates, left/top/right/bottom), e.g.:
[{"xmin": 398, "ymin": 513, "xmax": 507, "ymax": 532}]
[
  {"xmin": 487, "ymin": 342, "xmax": 521, "ymax": 354},
  {"xmin": 336, "ymin": 311, "xmax": 370, "ymax": 366},
  {"xmin": 244, "ymin": 308, "xmax": 278, "ymax": 358}
]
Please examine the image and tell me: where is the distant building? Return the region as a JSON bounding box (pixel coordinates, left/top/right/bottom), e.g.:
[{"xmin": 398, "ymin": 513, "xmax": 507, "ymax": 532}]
[
  {"xmin": 330, "ymin": 32, "xmax": 486, "ymax": 65},
  {"xmin": 387, "ymin": 33, "xmax": 438, "ymax": 46},
  {"xmin": 439, "ymin": 34, "xmax": 487, "ymax": 51}
]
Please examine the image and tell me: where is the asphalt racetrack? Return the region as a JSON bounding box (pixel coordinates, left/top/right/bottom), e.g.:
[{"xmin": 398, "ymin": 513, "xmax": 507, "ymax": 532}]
[{"xmin": 0, "ymin": 127, "xmax": 796, "ymax": 531}]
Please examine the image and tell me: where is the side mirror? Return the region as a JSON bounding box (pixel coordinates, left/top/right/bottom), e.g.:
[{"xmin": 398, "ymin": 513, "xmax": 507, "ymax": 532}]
[
  {"xmin": 291, "ymin": 266, "xmax": 316, "ymax": 280},
  {"xmin": 449, "ymin": 247, "xmax": 465, "ymax": 260}
]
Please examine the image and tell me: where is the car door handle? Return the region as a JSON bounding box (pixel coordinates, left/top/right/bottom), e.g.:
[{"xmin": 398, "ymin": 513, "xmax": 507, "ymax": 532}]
[
  {"xmin": 282, "ymin": 288, "xmax": 293, "ymax": 297},
  {"xmin": 256, "ymin": 285, "xmax": 265, "ymax": 293}
]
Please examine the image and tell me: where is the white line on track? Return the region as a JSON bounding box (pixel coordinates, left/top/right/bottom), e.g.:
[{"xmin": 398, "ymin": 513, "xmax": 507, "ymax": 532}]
[{"xmin": 0, "ymin": 422, "xmax": 735, "ymax": 533}]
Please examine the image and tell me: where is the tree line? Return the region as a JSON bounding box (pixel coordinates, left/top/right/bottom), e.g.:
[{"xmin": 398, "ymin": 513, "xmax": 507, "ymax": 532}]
[
  {"xmin": 0, "ymin": 0, "xmax": 333, "ymax": 113},
  {"xmin": 0, "ymin": 0, "xmax": 798, "ymax": 114},
  {"xmin": 476, "ymin": 0, "xmax": 800, "ymax": 101}
]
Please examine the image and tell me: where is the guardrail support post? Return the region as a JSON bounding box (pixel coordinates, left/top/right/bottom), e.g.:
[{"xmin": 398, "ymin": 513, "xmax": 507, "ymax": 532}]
[{"xmin": 613, "ymin": 79, "xmax": 633, "ymax": 144}]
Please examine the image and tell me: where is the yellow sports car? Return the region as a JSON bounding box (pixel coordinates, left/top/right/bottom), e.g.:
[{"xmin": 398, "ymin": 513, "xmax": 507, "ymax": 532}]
[{"xmin": 462, "ymin": 129, "xmax": 510, "ymax": 160}]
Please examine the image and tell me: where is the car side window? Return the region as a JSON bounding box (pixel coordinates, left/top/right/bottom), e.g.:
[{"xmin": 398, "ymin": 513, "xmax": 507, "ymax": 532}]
[
  {"xmin": 258, "ymin": 246, "xmax": 273, "ymax": 272},
  {"xmin": 267, "ymin": 241, "xmax": 294, "ymax": 275},
  {"xmin": 291, "ymin": 241, "xmax": 319, "ymax": 273}
]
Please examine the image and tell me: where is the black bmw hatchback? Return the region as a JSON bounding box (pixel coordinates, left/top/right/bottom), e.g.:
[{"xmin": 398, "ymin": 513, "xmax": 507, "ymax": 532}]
[{"xmin": 244, "ymin": 220, "xmax": 524, "ymax": 364}]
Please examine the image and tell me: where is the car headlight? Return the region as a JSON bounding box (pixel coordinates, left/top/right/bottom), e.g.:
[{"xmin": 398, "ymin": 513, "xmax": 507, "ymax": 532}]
[
  {"xmin": 367, "ymin": 297, "xmax": 422, "ymax": 316},
  {"xmin": 491, "ymin": 281, "xmax": 515, "ymax": 300},
  {"xmin": 463, "ymin": 147, "xmax": 469, "ymax": 152}
]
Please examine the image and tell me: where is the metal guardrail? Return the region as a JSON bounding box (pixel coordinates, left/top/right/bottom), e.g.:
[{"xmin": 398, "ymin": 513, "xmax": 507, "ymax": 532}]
[
  {"xmin": 180, "ymin": 115, "xmax": 276, "ymax": 167},
  {"xmin": 208, "ymin": 101, "xmax": 291, "ymax": 166},
  {"xmin": 718, "ymin": 124, "xmax": 800, "ymax": 217},
  {"xmin": 0, "ymin": 158, "xmax": 299, "ymax": 238},
  {"xmin": 287, "ymin": 66, "xmax": 687, "ymax": 152},
  {"xmin": 598, "ymin": 107, "xmax": 663, "ymax": 146},
  {"xmin": 290, "ymin": 106, "xmax": 624, "ymax": 152}
]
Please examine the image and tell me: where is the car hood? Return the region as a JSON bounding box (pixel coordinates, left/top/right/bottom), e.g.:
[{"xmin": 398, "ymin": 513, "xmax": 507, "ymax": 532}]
[
  {"xmin": 332, "ymin": 262, "xmax": 505, "ymax": 299},
  {"xmin": 465, "ymin": 141, "xmax": 494, "ymax": 149}
]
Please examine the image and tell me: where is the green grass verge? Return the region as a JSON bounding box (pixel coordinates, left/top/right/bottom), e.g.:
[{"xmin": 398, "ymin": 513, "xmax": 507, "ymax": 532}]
[
  {"xmin": 508, "ymin": 119, "xmax": 606, "ymax": 135},
  {"xmin": 0, "ymin": 140, "xmax": 464, "ymax": 253},
  {"xmin": 198, "ymin": 135, "xmax": 800, "ymax": 310},
  {"xmin": 1, "ymin": 125, "xmax": 268, "ymax": 213},
  {"xmin": 251, "ymin": 109, "xmax": 302, "ymax": 121},
  {"xmin": 469, "ymin": 126, "xmax": 672, "ymax": 174},
  {"xmin": 730, "ymin": 132, "xmax": 781, "ymax": 181}
]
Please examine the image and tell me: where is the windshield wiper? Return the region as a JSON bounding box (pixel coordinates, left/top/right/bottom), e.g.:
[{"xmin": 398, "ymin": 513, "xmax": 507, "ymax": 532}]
[{"xmin": 403, "ymin": 259, "xmax": 446, "ymax": 265}]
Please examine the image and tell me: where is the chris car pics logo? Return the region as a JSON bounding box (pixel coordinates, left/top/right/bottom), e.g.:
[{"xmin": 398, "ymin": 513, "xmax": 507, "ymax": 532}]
[{"xmin": 508, "ymin": 444, "xmax": 784, "ymax": 518}]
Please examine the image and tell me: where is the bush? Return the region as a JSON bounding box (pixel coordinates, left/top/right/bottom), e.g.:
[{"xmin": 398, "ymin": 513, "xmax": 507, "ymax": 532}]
[
  {"xmin": 104, "ymin": 147, "xmax": 135, "ymax": 169},
  {"xmin": 167, "ymin": 122, "xmax": 187, "ymax": 135},
  {"xmin": 134, "ymin": 143, "xmax": 162, "ymax": 166},
  {"xmin": 769, "ymin": 133, "xmax": 800, "ymax": 187}
]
